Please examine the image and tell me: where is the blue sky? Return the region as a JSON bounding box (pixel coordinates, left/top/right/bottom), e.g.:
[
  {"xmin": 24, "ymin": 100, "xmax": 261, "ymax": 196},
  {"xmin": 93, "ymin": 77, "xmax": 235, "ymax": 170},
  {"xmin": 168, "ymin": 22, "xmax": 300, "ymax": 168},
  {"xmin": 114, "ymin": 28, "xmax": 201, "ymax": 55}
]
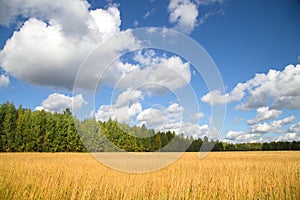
[{"xmin": 0, "ymin": 0, "xmax": 300, "ymax": 143}]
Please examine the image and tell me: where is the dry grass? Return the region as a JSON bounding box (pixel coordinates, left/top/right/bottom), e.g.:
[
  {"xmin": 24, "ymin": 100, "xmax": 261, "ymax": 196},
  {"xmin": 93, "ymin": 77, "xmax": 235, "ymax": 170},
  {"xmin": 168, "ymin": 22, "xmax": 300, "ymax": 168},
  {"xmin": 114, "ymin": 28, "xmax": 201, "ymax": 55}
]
[{"xmin": 0, "ymin": 152, "xmax": 299, "ymax": 200}]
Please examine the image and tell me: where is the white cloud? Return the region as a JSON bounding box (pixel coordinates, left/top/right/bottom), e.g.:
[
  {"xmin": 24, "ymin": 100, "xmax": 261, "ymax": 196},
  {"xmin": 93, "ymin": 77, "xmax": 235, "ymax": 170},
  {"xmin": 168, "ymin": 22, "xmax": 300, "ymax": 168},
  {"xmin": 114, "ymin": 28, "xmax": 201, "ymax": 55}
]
[
  {"xmin": 0, "ymin": 0, "xmax": 91, "ymax": 36},
  {"xmin": 271, "ymin": 96, "xmax": 300, "ymax": 110},
  {"xmin": 94, "ymin": 88, "xmax": 209, "ymax": 138},
  {"xmin": 168, "ymin": 0, "xmax": 225, "ymax": 34},
  {"xmin": 35, "ymin": 93, "xmax": 87, "ymax": 113},
  {"xmin": 250, "ymin": 116, "xmax": 295, "ymax": 134},
  {"xmin": 198, "ymin": 9, "xmax": 224, "ymax": 25},
  {"xmin": 137, "ymin": 103, "xmax": 183, "ymax": 127},
  {"xmin": 88, "ymin": 6, "xmax": 121, "ymax": 40},
  {"xmin": 201, "ymin": 83, "xmax": 245, "ymax": 105},
  {"xmin": 95, "ymin": 88, "xmax": 143, "ymax": 123},
  {"xmin": 281, "ymin": 116, "xmax": 296, "ymax": 124},
  {"xmin": 114, "ymin": 88, "xmax": 143, "ymax": 108},
  {"xmin": 133, "ymin": 20, "xmax": 139, "ymax": 27},
  {"xmin": 0, "ymin": 1, "xmax": 192, "ymax": 93},
  {"xmin": 202, "ymin": 64, "xmax": 300, "ymax": 110},
  {"xmin": 0, "ymin": 74, "xmax": 9, "ymax": 88},
  {"xmin": 225, "ymin": 130, "xmax": 300, "ymax": 143},
  {"xmin": 196, "ymin": 0, "xmax": 224, "ymax": 6},
  {"xmin": 247, "ymin": 106, "xmax": 282, "ymax": 125},
  {"xmin": 192, "ymin": 112, "xmax": 204, "ymax": 119},
  {"xmin": 159, "ymin": 122, "xmax": 209, "ymax": 138},
  {"xmin": 288, "ymin": 122, "xmax": 300, "ymax": 133},
  {"xmin": 275, "ymin": 132, "xmax": 298, "ymax": 142},
  {"xmin": 143, "ymin": 8, "xmax": 155, "ymax": 19},
  {"xmin": 0, "ymin": 1, "xmax": 139, "ymax": 90},
  {"xmin": 225, "ymin": 130, "xmax": 261, "ymax": 142},
  {"xmin": 136, "ymin": 102, "xmax": 209, "ymax": 139},
  {"xmin": 226, "ymin": 130, "xmax": 245, "ymax": 140},
  {"xmin": 114, "ymin": 51, "xmax": 191, "ymax": 93},
  {"xmin": 226, "ymin": 116, "xmax": 297, "ymax": 143},
  {"xmin": 137, "ymin": 108, "xmax": 167, "ymax": 127},
  {"xmin": 250, "ymin": 123, "xmax": 276, "ymax": 134},
  {"xmin": 170, "ymin": 103, "xmax": 184, "ymax": 119},
  {"xmin": 168, "ymin": 0, "xmax": 199, "ymax": 34},
  {"xmin": 95, "ymin": 103, "xmax": 142, "ymax": 123},
  {"xmin": 95, "ymin": 94, "xmax": 207, "ymax": 137}
]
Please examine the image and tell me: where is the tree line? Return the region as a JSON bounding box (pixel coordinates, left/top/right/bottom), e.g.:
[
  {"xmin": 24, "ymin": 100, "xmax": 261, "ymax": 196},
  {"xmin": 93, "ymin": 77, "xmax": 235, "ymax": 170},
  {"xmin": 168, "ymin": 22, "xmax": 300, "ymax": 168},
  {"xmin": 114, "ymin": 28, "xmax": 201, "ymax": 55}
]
[{"xmin": 0, "ymin": 102, "xmax": 300, "ymax": 152}]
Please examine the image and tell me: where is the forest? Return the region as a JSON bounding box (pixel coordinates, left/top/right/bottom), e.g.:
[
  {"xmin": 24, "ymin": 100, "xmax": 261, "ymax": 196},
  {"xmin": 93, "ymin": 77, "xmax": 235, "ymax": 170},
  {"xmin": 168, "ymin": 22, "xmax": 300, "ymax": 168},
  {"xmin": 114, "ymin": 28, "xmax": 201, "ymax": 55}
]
[{"xmin": 0, "ymin": 102, "xmax": 300, "ymax": 152}]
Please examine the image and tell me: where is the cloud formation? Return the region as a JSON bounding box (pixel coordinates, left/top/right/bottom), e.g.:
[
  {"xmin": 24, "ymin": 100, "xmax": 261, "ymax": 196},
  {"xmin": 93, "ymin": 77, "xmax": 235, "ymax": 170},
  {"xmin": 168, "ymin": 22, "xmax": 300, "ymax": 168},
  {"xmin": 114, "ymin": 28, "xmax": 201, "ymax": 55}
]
[
  {"xmin": 226, "ymin": 130, "xmax": 261, "ymax": 142},
  {"xmin": 168, "ymin": 0, "xmax": 199, "ymax": 34},
  {"xmin": 137, "ymin": 103, "xmax": 183, "ymax": 127},
  {"xmin": 202, "ymin": 64, "xmax": 300, "ymax": 110},
  {"xmin": 95, "ymin": 89, "xmax": 209, "ymax": 139},
  {"xmin": 95, "ymin": 103, "xmax": 142, "ymax": 123},
  {"xmin": 36, "ymin": 93, "xmax": 87, "ymax": 113},
  {"xmin": 247, "ymin": 107, "xmax": 282, "ymax": 125},
  {"xmin": 275, "ymin": 132, "xmax": 297, "ymax": 142},
  {"xmin": 225, "ymin": 116, "xmax": 298, "ymax": 143},
  {"xmin": 0, "ymin": 1, "xmax": 192, "ymax": 94},
  {"xmin": 0, "ymin": 0, "xmax": 91, "ymax": 35},
  {"xmin": 192, "ymin": 112, "xmax": 204, "ymax": 119},
  {"xmin": 0, "ymin": 75, "xmax": 9, "ymax": 88},
  {"xmin": 250, "ymin": 116, "xmax": 295, "ymax": 134},
  {"xmin": 112, "ymin": 50, "xmax": 191, "ymax": 93},
  {"xmin": 94, "ymin": 88, "xmax": 143, "ymax": 123},
  {"xmin": 288, "ymin": 122, "xmax": 300, "ymax": 133},
  {"xmin": 160, "ymin": 122, "xmax": 209, "ymax": 138},
  {"xmin": 0, "ymin": 1, "xmax": 133, "ymax": 90}
]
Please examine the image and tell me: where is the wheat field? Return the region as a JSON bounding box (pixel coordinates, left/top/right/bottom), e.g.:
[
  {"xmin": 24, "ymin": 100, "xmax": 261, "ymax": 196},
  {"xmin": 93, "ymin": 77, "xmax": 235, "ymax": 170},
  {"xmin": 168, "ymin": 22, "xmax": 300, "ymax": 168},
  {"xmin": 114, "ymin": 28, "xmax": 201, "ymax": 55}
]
[{"xmin": 0, "ymin": 152, "xmax": 299, "ymax": 200}]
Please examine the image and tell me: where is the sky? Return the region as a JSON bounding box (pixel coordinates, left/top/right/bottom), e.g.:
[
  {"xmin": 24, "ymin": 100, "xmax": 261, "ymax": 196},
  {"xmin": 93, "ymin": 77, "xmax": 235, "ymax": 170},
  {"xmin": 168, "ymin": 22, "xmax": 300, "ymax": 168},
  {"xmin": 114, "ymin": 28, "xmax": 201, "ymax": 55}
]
[{"xmin": 0, "ymin": 0, "xmax": 300, "ymax": 143}]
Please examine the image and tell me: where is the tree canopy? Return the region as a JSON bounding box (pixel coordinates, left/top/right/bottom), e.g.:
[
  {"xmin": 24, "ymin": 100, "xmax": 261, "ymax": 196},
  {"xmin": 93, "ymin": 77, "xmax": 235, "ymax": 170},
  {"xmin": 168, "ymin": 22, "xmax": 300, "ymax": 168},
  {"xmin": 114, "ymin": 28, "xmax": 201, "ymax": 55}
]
[{"xmin": 0, "ymin": 102, "xmax": 299, "ymax": 152}]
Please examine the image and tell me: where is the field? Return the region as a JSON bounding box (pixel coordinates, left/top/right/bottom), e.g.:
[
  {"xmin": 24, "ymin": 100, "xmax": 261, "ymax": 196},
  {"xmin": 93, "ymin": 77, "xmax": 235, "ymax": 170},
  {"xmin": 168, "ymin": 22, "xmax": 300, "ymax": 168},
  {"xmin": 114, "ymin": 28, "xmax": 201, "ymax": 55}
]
[{"xmin": 0, "ymin": 152, "xmax": 300, "ymax": 200}]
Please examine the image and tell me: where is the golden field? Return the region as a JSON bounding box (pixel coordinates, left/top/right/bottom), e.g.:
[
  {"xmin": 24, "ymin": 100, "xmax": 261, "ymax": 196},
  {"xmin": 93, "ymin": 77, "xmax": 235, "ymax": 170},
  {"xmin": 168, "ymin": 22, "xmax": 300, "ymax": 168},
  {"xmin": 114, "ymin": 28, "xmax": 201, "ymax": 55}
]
[{"xmin": 0, "ymin": 152, "xmax": 299, "ymax": 200}]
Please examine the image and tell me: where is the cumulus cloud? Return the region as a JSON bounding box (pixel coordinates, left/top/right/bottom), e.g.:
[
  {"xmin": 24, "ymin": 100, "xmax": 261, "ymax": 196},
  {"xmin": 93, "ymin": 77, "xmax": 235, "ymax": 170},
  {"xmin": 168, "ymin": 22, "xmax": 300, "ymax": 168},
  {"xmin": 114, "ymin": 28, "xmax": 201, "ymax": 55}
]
[
  {"xmin": 136, "ymin": 102, "xmax": 210, "ymax": 138},
  {"xmin": 202, "ymin": 64, "xmax": 300, "ymax": 110},
  {"xmin": 159, "ymin": 122, "xmax": 209, "ymax": 138},
  {"xmin": 247, "ymin": 107, "xmax": 282, "ymax": 125},
  {"xmin": 137, "ymin": 108, "xmax": 167, "ymax": 127},
  {"xmin": 0, "ymin": 0, "xmax": 91, "ymax": 35},
  {"xmin": 95, "ymin": 93, "xmax": 209, "ymax": 138},
  {"xmin": 136, "ymin": 103, "xmax": 183, "ymax": 127},
  {"xmin": 95, "ymin": 88, "xmax": 143, "ymax": 123},
  {"xmin": 192, "ymin": 112, "xmax": 204, "ymax": 119},
  {"xmin": 168, "ymin": 0, "xmax": 225, "ymax": 34},
  {"xmin": 0, "ymin": 0, "xmax": 193, "ymax": 94},
  {"xmin": 271, "ymin": 96, "xmax": 300, "ymax": 110},
  {"xmin": 0, "ymin": 1, "xmax": 140, "ymax": 90},
  {"xmin": 275, "ymin": 132, "xmax": 297, "ymax": 142},
  {"xmin": 201, "ymin": 83, "xmax": 246, "ymax": 105},
  {"xmin": 225, "ymin": 130, "xmax": 261, "ymax": 142},
  {"xmin": 288, "ymin": 122, "xmax": 300, "ymax": 133},
  {"xmin": 168, "ymin": 0, "xmax": 199, "ymax": 34},
  {"xmin": 226, "ymin": 116, "xmax": 298, "ymax": 143},
  {"xmin": 95, "ymin": 103, "xmax": 142, "ymax": 123},
  {"xmin": 114, "ymin": 88, "xmax": 143, "ymax": 108},
  {"xmin": 94, "ymin": 87, "xmax": 210, "ymax": 138},
  {"xmin": 0, "ymin": 74, "xmax": 9, "ymax": 88},
  {"xmin": 226, "ymin": 131, "xmax": 300, "ymax": 143},
  {"xmin": 35, "ymin": 93, "xmax": 87, "ymax": 113},
  {"xmin": 250, "ymin": 116, "xmax": 295, "ymax": 134},
  {"xmin": 113, "ymin": 50, "xmax": 191, "ymax": 93}
]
